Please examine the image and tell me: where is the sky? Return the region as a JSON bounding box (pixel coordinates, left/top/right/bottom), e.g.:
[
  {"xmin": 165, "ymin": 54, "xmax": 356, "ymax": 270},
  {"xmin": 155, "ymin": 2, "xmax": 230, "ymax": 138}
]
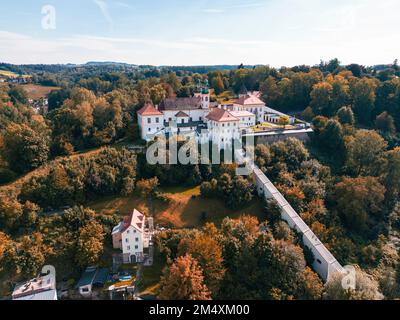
[{"xmin": 0, "ymin": 0, "xmax": 399, "ymax": 67}]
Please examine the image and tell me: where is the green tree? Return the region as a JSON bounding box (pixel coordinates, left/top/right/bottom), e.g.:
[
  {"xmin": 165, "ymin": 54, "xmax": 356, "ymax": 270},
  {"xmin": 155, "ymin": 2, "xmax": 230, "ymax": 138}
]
[
  {"xmin": 345, "ymin": 130, "xmax": 387, "ymax": 176},
  {"xmin": 3, "ymin": 121, "xmax": 50, "ymax": 174},
  {"xmin": 351, "ymin": 78, "xmax": 378, "ymax": 125},
  {"xmin": 331, "ymin": 177, "xmax": 385, "ymax": 233},
  {"xmin": 375, "ymin": 111, "xmax": 396, "ymax": 134}
]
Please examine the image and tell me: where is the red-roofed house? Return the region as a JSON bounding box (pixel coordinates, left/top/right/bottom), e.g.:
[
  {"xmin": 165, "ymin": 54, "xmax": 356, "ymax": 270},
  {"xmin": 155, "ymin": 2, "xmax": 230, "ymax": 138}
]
[
  {"xmin": 112, "ymin": 209, "xmax": 149, "ymax": 263},
  {"xmin": 206, "ymin": 108, "xmax": 241, "ymax": 148},
  {"xmin": 137, "ymin": 102, "xmax": 164, "ymax": 140},
  {"xmin": 234, "ymin": 93, "xmax": 266, "ymax": 123}
]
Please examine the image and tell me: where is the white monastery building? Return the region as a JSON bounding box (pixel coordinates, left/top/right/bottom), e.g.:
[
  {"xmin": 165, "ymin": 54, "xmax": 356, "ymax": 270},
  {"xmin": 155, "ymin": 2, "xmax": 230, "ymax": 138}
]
[{"xmin": 137, "ymin": 88, "xmax": 276, "ymax": 148}]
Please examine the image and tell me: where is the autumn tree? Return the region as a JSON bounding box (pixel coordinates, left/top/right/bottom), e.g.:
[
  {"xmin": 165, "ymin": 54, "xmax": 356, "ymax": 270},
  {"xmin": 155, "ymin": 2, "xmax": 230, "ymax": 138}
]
[
  {"xmin": 4, "ymin": 233, "xmax": 47, "ymax": 277},
  {"xmin": 3, "ymin": 120, "xmax": 51, "ymax": 174},
  {"xmin": 345, "ymin": 130, "xmax": 387, "ymax": 176},
  {"xmin": 76, "ymin": 220, "xmax": 105, "ymax": 267},
  {"xmin": 158, "ymin": 254, "xmax": 211, "ymax": 300},
  {"xmin": 310, "ymin": 82, "xmax": 333, "ymax": 116},
  {"xmin": 178, "ymin": 233, "xmax": 225, "ymax": 296},
  {"xmin": 331, "ymin": 177, "xmax": 385, "ymax": 233}
]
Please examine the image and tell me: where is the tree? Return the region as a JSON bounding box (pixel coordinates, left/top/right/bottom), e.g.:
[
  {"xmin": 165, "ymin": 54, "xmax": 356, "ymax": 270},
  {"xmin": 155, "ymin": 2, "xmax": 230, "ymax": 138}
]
[
  {"xmin": 178, "ymin": 233, "xmax": 225, "ymax": 296},
  {"xmin": 158, "ymin": 254, "xmax": 211, "ymax": 300},
  {"xmin": 0, "ymin": 232, "xmax": 12, "ymax": 272},
  {"xmin": 7, "ymin": 233, "xmax": 46, "ymax": 277},
  {"xmin": 136, "ymin": 177, "xmax": 159, "ymax": 198},
  {"xmin": 3, "ymin": 121, "xmax": 51, "ymax": 174},
  {"xmin": 76, "ymin": 220, "xmax": 105, "ymax": 267},
  {"xmin": 278, "ymin": 115, "xmax": 290, "ymax": 128},
  {"xmin": 351, "ymin": 78, "xmax": 378, "ymax": 125},
  {"xmin": 337, "ymin": 106, "xmax": 355, "ymax": 125},
  {"xmin": 382, "ymin": 147, "xmax": 400, "ymax": 200},
  {"xmin": 211, "ymin": 76, "xmax": 225, "ymax": 95},
  {"xmin": 0, "ymin": 196, "xmax": 23, "ymax": 231},
  {"xmin": 375, "ymin": 111, "xmax": 396, "ymax": 134},
  {"xmin": 331, "ymin": 177, "xmax": 385, "ymax": 233},
  {"xmin": 310, "ymin": 82, "xmax": 333, "ymax": 116},
  {"xmin": 321, "ymin": 119, "xmax": 345, "ymax": 151},
  {"xmin": 324, "ymin": 269, "xmax": 384, "ymax": 300},
  {"xmin": 226, "ymin": 176, "xmax": 254, "ymax": 209},
  {"xmin": 345, "ymin": 130, "xmax": 387, "ymax": 176},
  {"xmin": 9, "ymin": 86, "xmax": 28, "ymax": 104}
]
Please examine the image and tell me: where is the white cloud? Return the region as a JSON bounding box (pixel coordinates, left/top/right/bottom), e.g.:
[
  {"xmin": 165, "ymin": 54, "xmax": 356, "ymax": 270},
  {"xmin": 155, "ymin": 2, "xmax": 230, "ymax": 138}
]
[
  {"xmin": 93, "ymin": 0, "xmax": 113, "ymax": 25},
  {"xmin": 0, "ymin": 26, "xmax": 399, "ymax": 67}
]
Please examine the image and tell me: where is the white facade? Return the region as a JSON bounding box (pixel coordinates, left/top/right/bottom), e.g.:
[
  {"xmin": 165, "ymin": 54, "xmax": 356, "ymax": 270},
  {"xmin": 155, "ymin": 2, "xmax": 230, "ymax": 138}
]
[
  {"xmin": 112, "ymin": 209, "xmax": 148, "ymax": 264},
  {"xmin": 138, "ymin": 113, "xmax": 164, "ymax": 140},
  {"xmin": 229, "ymin": 111, "xmax": 256, "ymax": 129},
  {"xmin": 137, "ymin": 92, "xmax": 300, "ymax": 149}
]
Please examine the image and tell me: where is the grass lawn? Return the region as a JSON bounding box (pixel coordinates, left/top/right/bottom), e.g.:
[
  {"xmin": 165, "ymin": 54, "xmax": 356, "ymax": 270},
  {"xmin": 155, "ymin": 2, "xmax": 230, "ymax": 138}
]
[
  {"xmin": 0, "ymin": 70, "xmax": 30, "ymax": 78},
  {"xmin": 21, "ymin": 84, "xmax": 60, "ymax": 100},
  {"xmin": 89, "ymin": 185, "xmax": 266, "ymax": 229}
]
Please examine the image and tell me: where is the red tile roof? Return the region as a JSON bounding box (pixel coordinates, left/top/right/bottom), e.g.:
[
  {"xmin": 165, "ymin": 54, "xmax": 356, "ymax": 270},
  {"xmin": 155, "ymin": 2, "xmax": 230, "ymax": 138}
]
[
  {"xmin": 175, "ymin": 111, "xmax": 189, "ymax": 118},
  {"xmin": 206, "ymin": 108, "xmax": 239, "ymax": 122},
  {"xmin": 236, "ymin": 94, "xmax": 265, "ymax": 106},
  {"xmin": 159, "ymin": 97, "xmax": 202, "ymax": 111},
  {"xmin": 121, "ymin": 209, "xmax": 145, "ymax": 233},
  {"xmin": 138, "ymin": 103, "xmax": 163, "ymax": 116}
]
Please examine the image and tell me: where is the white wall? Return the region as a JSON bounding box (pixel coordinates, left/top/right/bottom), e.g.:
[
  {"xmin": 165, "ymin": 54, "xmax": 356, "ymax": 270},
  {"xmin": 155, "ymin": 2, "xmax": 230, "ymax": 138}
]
[
  {"xmin": 253, "ymin": 167, "xmax": 345, "ymax": 282},
  {"xmin": 138, "ymin": 114, "xmax": 165, "ymax": 141},
  {"xmin": 122, "ymin": 226, "xmax": 144, "ymax": 262}
]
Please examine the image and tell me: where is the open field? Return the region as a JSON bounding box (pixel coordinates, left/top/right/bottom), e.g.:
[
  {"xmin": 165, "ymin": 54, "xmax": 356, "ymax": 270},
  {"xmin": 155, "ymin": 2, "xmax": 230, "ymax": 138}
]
[
  {"xmin": 21, "ymin": 84, "xmax": 60, "ymax": 100},
  {"xmin": 0, "ymin": 70, "xmax": 30, "ymax": 78},
  {"xmin": 89, "ymin": 185, "xmax": 265, "ymax": 229}
]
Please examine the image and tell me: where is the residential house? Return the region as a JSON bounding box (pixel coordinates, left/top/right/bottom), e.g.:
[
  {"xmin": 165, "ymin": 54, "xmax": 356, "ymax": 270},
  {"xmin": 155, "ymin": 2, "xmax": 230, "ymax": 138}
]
[
  {"xmin": 112, "ymin": 209, "xmax": 150, "ymax": 264},
  {"xmin": 12, "ymin": 271, "xmax": 57, "ymax": 300}
]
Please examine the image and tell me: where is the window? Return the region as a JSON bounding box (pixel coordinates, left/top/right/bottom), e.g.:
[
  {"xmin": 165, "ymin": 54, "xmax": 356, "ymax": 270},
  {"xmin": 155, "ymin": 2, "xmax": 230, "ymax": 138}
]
[
  {"xmin": 82, "ymin": 288, "xmax": 89, "ymax": 293},
  {"xmin": 148, "ymin": 128, "xmax": 151, "ymax": 132},
  {"xmin": 147, "ymin": 118, "xmax": 151, "ymax": 124},
  {"xmin": 126, "ymin": 230, "xmax": 130, "ymax": 234},
  {"xmin": 181, "ymin": 119, "xmax": 184, "ymax": 124},
  {"xmin": 135, "ymin": 238, "xmax": 139, "ymax": 242},
  {"xmin": 317, "ymin": 259, "xmax": 322, "ymax": 264},
  {"xmin": 156, "ymin": 117, "xmax": 159, "ymax": 123},
  {"xmin": 127, "ymin": 246, "xmax": 130, "ymax": 250},
  {"xmin": 135, "ymin": 245, "xmax": 139, "ymax": 250},
  {"xmin": 125, "ymin": 239, "xmax": 129, "ymax": 243}
]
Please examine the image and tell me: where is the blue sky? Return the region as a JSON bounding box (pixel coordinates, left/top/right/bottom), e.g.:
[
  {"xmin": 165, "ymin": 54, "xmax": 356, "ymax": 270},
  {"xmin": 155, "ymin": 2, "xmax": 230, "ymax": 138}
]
[{"xmin": 0, "ymin": 0, "xmax": 399, "ymax": 66}]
